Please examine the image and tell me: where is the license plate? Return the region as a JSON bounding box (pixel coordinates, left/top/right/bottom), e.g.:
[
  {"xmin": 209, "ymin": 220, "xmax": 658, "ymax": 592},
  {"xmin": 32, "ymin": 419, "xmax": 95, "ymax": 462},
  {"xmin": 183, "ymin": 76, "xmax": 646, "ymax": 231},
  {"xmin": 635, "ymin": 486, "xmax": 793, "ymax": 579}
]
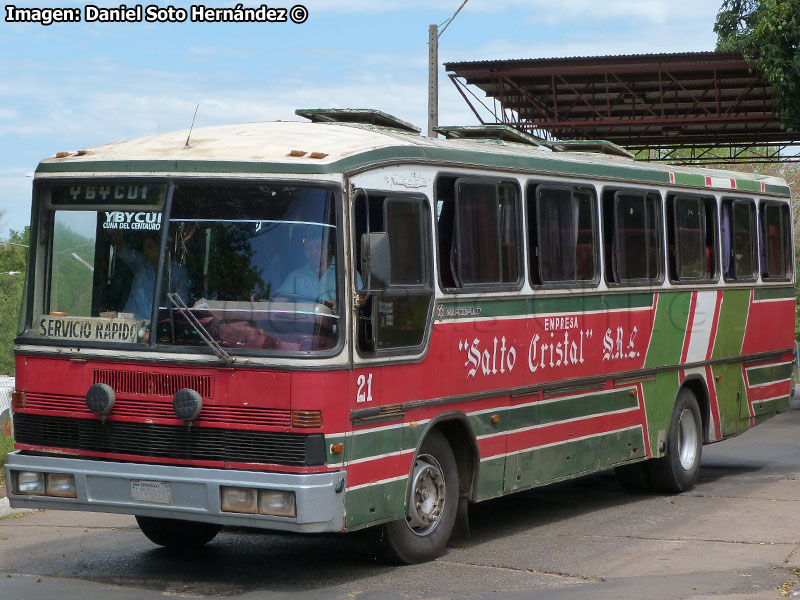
[{"xmin": 131, "ymin": 480, "xmax": 172, "ymax": 504}]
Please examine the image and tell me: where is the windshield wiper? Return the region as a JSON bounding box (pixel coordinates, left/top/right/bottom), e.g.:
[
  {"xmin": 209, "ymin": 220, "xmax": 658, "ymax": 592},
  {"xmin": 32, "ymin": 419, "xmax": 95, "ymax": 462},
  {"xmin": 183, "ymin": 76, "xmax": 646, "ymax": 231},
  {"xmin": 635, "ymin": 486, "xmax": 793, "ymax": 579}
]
[{"xmin": 167, "ymin": 292, "xmax": 234, "ymax": 363}]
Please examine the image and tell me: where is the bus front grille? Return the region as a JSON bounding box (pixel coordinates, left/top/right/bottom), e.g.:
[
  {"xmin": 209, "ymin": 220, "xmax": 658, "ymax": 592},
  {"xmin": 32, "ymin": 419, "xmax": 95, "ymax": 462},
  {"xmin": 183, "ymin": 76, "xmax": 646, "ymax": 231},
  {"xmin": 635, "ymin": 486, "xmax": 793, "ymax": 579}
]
[
  {"xmin": 93, "ymin": 369, "xmax": 213, "ymax": 398},
  {"xmin": 12, "ymin": 413, "xmax": 325, "ymax": 467}
]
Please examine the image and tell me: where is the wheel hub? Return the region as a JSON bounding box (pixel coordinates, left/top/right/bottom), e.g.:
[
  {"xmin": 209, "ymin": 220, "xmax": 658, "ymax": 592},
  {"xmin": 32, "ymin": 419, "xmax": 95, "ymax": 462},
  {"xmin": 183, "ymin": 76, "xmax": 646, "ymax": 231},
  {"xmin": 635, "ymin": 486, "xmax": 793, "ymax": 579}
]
[
  {"xmin": 677, "ymin": 408, "xmax": 698, "ymax": 470},
  {"xmin": 406, "ymin": 453, "xmax": 446, "ymax": 536}
]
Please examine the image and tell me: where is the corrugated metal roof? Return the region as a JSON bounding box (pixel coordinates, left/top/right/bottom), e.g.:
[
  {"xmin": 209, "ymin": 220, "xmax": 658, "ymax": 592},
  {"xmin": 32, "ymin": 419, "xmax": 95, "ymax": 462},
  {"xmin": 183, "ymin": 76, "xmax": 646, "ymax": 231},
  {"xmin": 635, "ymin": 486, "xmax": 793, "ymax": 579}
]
[
  {"xmin": 445, "ymin": 51, "xmax": 799, "ymax": 151},
  {"xmin": 445, "ymin": 51, "xmax": 742, "ymax": 69}
]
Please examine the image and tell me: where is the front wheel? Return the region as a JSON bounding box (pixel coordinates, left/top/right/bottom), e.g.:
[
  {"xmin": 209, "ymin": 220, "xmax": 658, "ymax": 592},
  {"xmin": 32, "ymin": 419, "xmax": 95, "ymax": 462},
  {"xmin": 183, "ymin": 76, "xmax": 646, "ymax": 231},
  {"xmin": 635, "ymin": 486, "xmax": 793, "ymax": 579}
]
[
  {"xmin": 648, "ymin": 388, "xmax": 703, "ymax": 493},
  {"xmin": 378, "ymin": 430, "xmax": 459, "ymax": 564},
  {"xmin": 135, "ymin": 516, "xmax": 221, "ymax": 549}
]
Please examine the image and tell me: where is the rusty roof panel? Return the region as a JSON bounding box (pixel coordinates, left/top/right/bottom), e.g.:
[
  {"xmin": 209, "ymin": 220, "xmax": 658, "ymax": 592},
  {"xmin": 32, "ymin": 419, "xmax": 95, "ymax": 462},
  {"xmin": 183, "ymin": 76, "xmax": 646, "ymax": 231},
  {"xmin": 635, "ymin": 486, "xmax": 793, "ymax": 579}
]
[{"xmin": 445, "ymin": 51, "xmax": 799, "ymax": 151}]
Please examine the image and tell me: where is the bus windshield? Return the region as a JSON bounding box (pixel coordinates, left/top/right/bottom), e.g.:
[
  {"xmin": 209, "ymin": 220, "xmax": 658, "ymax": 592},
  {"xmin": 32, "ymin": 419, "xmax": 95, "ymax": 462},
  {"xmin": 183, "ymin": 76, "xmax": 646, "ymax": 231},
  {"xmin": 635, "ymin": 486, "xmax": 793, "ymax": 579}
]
[
  {"xmin": 157, "ymin": 183, "xmax": 340, "ymax": 353},
  {"xmin": 33, "ymin": 181, "xmax": 341, "ymax": 354}
]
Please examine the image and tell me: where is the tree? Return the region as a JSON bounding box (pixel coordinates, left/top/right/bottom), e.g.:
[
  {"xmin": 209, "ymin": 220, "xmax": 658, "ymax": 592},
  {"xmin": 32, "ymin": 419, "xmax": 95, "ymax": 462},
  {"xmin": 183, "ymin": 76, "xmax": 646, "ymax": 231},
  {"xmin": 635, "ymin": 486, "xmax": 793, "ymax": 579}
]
[
  {"xmin": 0, "ymin": 226, "xmax": 29, "ymax": 375},
  {"xmin": 715, "ymin": 0, "xmax": 800, "ymax": 133}
]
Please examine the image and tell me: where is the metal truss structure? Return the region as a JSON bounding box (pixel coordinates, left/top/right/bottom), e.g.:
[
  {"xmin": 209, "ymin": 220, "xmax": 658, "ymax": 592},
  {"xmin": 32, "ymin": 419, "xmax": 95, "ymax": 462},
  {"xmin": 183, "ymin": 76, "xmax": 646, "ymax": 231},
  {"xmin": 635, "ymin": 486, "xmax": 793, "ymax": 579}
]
[{"xmin": 445, "ymin": 52, "xmax": 800, "ymax": 164}]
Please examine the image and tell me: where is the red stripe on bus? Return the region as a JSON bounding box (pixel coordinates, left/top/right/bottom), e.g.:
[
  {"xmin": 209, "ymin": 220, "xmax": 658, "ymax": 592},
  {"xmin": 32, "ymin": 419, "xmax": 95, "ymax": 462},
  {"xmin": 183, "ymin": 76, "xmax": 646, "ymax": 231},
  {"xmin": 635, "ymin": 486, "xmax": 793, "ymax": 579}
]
[
  {"xmin": 706, "ymin": 289, "xmax": 724, "ymax": 361},
  {"xmin": 740, "ymin": 363, "xmax": 756, "ymax": 426},
  {"xmin": 746, "ymin": 380, "xmax": 791, "ymax": 401},
  {"xmin": 476, "ymin": 434, "xmax": 509, "ymax": 460},
  {"xmin": 680, "ymin": 291, "xmax": 698, "ymax": 364},
  {"xmin": 705, "ymin": 365, "xmax": 722, "ymax": 440},
  {"xmin": 635, "ymin": 382, "xmax": 653, "ymax": 457},
  {"xmin": 345, "ymin": 451, "xmax": 414, "ymax": 488},
  {"xmin": 503, "ymin": 410, "xmax": 642, "ymax": 455}
]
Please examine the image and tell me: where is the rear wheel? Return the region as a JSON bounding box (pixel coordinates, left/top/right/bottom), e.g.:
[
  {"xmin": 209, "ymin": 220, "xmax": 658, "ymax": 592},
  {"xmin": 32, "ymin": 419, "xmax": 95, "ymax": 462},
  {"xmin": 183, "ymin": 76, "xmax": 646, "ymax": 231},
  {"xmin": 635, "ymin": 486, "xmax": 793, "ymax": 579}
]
[
  {"xmin": 648, "ymin": 388, "xmax": 703, "ymax": 493},
  {"xmin": 135, "ymin": 516, "xmax": 221, "ymax": 549},
  {"xmin": 378, "ymin": 430, "xmax": 458, "ymax": 564}
]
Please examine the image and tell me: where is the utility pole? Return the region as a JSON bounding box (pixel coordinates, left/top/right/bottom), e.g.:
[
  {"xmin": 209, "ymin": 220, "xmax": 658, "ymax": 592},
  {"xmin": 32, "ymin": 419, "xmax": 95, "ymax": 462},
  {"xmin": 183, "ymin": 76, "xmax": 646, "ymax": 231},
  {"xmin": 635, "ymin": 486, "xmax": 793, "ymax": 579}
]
[
  {"xmin": 428, "ymin": 0, "xmax": 469, "ymax": 138},
  {"xmin": 428, "ymin": 24, "xmax": 438, "ymax": 138}
]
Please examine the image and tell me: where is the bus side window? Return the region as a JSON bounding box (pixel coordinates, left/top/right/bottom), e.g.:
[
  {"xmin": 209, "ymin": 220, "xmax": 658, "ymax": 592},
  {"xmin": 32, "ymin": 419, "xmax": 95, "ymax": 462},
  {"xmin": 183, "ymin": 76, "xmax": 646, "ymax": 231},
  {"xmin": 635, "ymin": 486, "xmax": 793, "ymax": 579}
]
[
  {"xmin": 527, "ymin": 183, "xmax": 598, "ymax": 286},
  {"xmin": 435, "ymin": 176, "xmax": 521, "ymax": 291},
  {"xmin": 666, "ymin": 194, "xmax": 718, "ymax": 282},
  {"xmin": 760, "ymin": 201, "xmax": 792, "ymax": 281},
  {"xmin": 354, "ymin": 192, "xmax": 433, "ymax": 354},
  {"xmin": 603, "ymin": 189, "xmax": 663, "ymax": 285},
  {"xmin": 721, "ymin": 198, "xmax": 757, "ymax": 282}
]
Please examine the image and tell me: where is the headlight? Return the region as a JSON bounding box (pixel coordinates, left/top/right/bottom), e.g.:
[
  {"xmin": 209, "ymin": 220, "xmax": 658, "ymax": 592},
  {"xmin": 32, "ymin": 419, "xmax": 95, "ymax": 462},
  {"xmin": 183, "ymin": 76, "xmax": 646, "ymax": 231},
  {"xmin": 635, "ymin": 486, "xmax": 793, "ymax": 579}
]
[
  {"xmin": 14, "ymin": 471, "xmax": 45, "ymax": 495},
  {"xmin": 46, "ymin": 473, "xmax": 77, "ymax": 498},
  {"xmin": 258, "ymin": 489, "xmax": 296, "ymax": 518},
  {"xmin": 220, "ymin": 486, "xmax": 296, "ymax": 518},
  {"xmin": 220, "ymin": 486, "xmax": 258, "ymax": 513}
]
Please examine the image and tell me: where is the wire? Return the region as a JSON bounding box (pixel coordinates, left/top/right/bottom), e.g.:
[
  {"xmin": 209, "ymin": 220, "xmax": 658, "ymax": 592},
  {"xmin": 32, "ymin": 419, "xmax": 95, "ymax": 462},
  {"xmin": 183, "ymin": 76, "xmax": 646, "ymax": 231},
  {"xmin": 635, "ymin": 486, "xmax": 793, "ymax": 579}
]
[{"xmin": 438, "ymin": 0, "xmax": 469, "ymax": 37}]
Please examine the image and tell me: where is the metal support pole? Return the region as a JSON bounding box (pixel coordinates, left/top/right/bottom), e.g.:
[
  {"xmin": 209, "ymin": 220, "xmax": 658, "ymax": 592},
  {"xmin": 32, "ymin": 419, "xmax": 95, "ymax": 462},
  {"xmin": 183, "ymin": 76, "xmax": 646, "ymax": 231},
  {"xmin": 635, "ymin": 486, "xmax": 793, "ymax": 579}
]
[{"xmin": 428, "ymin": 24, "xmax": 438, "ymax": 138}]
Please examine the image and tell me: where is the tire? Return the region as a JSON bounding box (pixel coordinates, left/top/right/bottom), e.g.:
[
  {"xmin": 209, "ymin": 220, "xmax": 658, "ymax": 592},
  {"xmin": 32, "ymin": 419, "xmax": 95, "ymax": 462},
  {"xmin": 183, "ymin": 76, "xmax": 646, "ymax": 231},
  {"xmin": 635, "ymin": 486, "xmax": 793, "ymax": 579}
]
[
  {"xmin": 615, "ymin": 461, "xmax": 653, "ymax": 492},
  {"xmin": 135, "ymin": 516, "xmax": 221, "ymax": 549},
  {"xmin": 647, "ymin": 388, "xmax": 703, "ymax": 493},
  {"xmin": 378, "ymin": 429, "xmax": 459, "ymax": 564}
]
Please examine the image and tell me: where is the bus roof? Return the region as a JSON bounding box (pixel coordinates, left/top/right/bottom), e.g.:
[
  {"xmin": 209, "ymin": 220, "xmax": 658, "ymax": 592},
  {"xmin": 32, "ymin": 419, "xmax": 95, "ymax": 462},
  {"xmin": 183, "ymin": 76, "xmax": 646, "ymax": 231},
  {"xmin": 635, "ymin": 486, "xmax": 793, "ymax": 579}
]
[{"xmin": 36, "ymin": 120, "xmax": 790, "ymax": 196}]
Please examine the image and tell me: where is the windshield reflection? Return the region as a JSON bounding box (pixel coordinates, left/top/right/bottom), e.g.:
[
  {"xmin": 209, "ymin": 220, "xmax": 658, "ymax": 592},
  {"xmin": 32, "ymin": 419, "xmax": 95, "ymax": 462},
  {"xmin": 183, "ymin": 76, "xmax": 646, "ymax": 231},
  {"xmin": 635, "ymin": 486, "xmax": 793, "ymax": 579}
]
[{"xmin": 156, "ymin": 184, "xmax": 340, "ymax": 352}]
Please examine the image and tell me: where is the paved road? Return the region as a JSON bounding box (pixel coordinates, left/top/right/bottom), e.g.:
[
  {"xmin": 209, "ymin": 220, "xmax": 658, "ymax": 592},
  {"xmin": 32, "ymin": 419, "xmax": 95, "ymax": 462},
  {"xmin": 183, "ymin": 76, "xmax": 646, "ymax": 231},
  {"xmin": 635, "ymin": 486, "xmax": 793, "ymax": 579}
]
[{"xmin": 3, "ymin": 401, "xmax": 800, "ymax": 600}]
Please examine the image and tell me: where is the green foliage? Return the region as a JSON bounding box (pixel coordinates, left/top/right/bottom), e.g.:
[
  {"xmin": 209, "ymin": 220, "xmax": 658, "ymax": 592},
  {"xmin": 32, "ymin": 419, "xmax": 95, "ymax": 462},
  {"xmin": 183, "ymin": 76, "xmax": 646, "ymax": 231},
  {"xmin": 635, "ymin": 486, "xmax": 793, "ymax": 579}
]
[
  {"xmin": 50, "ymin": 218, "xmax": 95, "ymax": 316},
  {"xmin": 715, "ymin": 0, "xmax": 800, "ymax": 133},
  {"xmin": 0, "ymin": 227, "xmax": 29, "ymax": 376}
]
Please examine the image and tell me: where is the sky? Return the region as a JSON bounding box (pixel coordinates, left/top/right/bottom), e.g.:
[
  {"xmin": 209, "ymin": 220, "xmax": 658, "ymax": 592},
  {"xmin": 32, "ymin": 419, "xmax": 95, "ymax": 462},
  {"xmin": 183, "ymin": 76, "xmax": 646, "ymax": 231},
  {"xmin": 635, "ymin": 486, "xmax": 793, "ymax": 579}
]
[{"xmin": 0, "ymin": 0, "xmax": 725, "ymax": 237}]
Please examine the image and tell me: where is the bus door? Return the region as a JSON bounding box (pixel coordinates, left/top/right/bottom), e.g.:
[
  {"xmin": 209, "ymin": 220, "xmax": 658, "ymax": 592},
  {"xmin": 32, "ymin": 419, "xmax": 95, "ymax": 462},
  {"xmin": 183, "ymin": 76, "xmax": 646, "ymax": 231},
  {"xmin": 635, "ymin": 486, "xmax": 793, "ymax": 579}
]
[{"xmin": 346, "ymin": 190, "xmax": 434, "ymax": 524}]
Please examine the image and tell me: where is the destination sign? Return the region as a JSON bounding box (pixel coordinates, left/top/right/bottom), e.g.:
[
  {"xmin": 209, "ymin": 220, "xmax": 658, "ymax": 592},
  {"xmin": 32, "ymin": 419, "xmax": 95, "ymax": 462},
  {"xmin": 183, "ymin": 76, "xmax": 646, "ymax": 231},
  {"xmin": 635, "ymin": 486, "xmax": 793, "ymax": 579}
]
[
  {"xmin": 38, "ymin": 315, "xmax": 144, "ymax": 343},
  {"xmin": 50, "ymin": 183, "xmax": 167, "ymax": 206},
  {"xmin": 103, "ymin": 211, "xmax": 162, "ymax": 230}
]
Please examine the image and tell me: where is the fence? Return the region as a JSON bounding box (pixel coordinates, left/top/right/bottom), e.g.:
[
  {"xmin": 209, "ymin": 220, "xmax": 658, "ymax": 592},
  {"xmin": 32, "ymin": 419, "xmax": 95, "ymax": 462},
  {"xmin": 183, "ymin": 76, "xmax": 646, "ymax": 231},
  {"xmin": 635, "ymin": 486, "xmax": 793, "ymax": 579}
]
[{"xmin": 0, "ymin": 375, "xmax": 13, "ymax": 420}]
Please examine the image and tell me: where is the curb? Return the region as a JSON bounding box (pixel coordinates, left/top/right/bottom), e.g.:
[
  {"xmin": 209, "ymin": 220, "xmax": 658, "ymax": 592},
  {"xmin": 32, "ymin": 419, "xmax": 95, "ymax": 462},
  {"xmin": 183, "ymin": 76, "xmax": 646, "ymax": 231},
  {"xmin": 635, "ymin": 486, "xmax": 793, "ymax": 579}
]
[{"xmin": 0, "ymin": 496, "xmax": 31, "ymax": 518}]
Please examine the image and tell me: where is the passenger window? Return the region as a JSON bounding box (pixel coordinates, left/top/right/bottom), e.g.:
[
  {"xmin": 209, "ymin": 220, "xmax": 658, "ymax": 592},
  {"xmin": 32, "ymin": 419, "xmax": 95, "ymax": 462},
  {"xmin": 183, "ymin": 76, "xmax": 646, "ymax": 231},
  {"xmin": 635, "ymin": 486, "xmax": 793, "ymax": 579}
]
[
  {"xmin": 528, "ymin": 184, "xmax": 597, "ymax": 285},
  {"xmin": 666, "ymin": 194, "xmax": 718, "ymax": 282},
  {"xmin": 721, "ymin": 199, "xmax": 757, "ymax": 281},
  {"xmin": 603, "ymin": 190, "xmax": 663, "ymax": 285},
  {"xmin": 386, "ymin": 199, "xmax": 425, "ymax": 285},
  {"xmin": 436, "ymin": 177, "xmax": 521, "ymax": 290},
  {"xmin": 354, "ymin": 192, "xmax": 433, "ymax": 354},
  {"xmin": 760, "ymin": 201, "xmax": 792, "ymax": 281}
]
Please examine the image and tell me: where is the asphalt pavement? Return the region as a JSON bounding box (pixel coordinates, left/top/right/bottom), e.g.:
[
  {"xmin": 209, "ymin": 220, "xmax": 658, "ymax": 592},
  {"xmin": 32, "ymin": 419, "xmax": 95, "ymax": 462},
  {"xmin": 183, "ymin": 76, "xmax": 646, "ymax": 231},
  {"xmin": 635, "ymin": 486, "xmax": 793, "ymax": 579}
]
[{"xmin": 3, "ymin": 397, "xmax": 800, "ymax": 599}]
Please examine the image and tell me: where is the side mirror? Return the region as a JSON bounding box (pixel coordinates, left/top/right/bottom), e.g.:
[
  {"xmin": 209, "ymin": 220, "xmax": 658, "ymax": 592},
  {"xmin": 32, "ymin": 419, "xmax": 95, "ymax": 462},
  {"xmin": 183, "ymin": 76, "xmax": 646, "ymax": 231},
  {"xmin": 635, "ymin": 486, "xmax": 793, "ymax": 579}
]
[{"xmin": 360, "ymin": 232, "xmax": 391, "ymax": 291}]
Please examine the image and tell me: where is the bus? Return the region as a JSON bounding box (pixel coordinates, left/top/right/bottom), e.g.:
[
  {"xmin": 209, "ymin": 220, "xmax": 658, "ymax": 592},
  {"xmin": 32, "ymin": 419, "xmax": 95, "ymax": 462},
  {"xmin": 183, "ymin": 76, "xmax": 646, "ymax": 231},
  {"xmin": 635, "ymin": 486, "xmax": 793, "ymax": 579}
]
[{"xmin": 5, "ymin": 109, "xmax": 795, "ymax": 564}]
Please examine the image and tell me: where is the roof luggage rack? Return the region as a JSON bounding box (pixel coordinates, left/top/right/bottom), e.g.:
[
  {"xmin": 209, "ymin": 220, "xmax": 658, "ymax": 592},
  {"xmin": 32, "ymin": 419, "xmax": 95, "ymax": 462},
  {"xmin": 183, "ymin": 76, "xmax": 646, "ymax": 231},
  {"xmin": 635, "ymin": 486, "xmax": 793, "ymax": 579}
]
[
  {"xmin": 433, "ymin": 124, "xmax": 547, "ymax": 147},
  {"xmin": 295, "ymin": 108, "xmax": 420, "ymax": 133}
]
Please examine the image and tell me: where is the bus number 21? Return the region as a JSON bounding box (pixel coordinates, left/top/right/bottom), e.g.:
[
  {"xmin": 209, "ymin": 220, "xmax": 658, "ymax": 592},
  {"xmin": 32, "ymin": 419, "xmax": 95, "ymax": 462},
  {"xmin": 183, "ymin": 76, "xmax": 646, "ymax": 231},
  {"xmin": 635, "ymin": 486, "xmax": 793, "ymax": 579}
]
[{"xmin": 356, "ymin": 373, "xmax": 374, "ymax": 403}]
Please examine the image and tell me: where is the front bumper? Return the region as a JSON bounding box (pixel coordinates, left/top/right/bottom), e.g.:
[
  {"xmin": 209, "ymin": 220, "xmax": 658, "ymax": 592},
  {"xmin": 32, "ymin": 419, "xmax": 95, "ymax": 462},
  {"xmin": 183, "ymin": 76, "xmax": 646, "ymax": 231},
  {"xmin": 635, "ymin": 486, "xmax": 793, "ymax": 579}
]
[{"xmin": 5, "ymin": 452, "xmax": 346, "ymax": 533}]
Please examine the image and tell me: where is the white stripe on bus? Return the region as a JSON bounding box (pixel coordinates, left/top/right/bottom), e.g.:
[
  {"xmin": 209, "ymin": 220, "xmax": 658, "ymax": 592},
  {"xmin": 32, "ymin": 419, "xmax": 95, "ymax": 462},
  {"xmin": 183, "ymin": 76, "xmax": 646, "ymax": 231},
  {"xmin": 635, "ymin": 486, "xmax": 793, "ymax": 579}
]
[
  {"xmin": 347, "ymin": 448, "xmax": 415, "ymax": 466},
  {"xmin": 685, "ymin": 290, "xmax": 719, "ymax": 364},
  {"xmin": 346, "ymin": 474, "xmax": 408, "ymax": 492}
]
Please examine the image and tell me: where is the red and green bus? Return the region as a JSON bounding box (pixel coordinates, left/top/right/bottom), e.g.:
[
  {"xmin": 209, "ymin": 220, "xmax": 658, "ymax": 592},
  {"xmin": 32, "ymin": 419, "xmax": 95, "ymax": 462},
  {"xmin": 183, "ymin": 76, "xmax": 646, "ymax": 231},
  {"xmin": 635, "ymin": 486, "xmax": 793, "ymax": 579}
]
[{"xmin": 5, "ymin": 109, "xmax": 795, "ymax": 563}]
